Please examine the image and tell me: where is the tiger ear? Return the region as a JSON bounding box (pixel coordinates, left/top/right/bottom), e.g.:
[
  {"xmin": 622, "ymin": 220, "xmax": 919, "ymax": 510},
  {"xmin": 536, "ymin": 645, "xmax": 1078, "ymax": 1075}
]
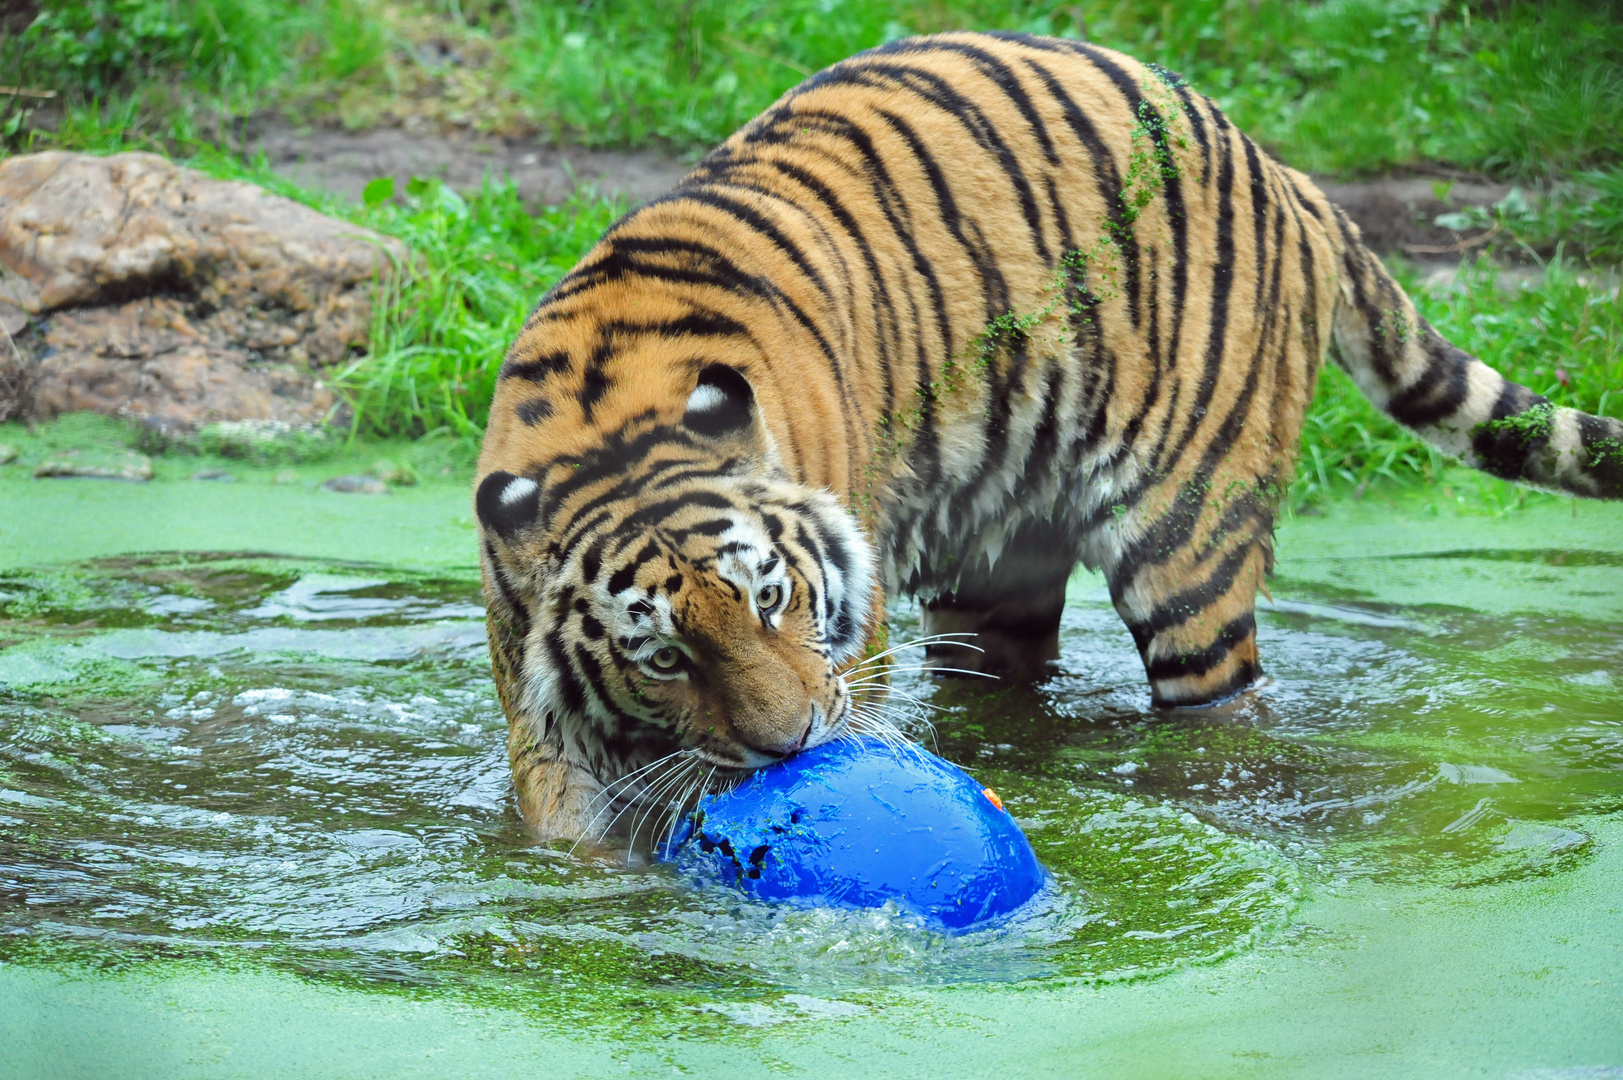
[
  {"xmin": 683, "ymin": 365, "xmax": 759, "ymax": 441},
  {"xmin": 476, "ymin": 470, "xmax": 541, "ymax": 540}
]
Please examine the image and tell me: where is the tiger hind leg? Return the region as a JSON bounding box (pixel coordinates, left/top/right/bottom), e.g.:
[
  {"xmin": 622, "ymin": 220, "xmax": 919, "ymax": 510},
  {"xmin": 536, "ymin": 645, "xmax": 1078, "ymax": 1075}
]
[
  {"xmin": 1093, "ymin": 516, "xmax": 1272, "ymax": 708},
  {"xmin": 919, "ymin": 516, "xmax": 1080, "ymax": 681}
]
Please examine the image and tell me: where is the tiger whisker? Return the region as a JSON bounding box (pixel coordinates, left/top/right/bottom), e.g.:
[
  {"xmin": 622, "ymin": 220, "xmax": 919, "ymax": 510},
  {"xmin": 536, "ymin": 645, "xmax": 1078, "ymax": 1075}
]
[
  {"xmin": 843, "ymin": 714, "xmax": 908, "ymax": 740},
  {"xmin": 849, "ymin": 708, "xmax": 916, "ymax": 734},
  {"xmin": 848, "ymin": 699, "xmax": 936, "ymax": 743},
  {"xmin": 624, "ymin": 757, "xmax": 700, "ymax": 862},
  {"xmin": 848, "ymin": 694, "xmax": 924, "ymax": 719},
  {"xmin": 860, "ymin": 685, "xmax": 947, "ymax": 713},
  {"xmin": 660, "ymin": 764, "xmax": 719, "ymax": 852},
  {"xmin": 843, "ymin": 712, "xmax": 926, "ymax": 760},
  {"xmin": 851, "ymin": 707, "xmax": 932, "ymax": 739},
  {"xmin": 593, "ymin": 754, "xmax": 698, "ymax": 852},
  {"xmin": 581, "ymin": 749, "xmax": 690, "ymax": 816},
  {"xmin": 642, "ymin": 756, "xmax": 707, "ymax": 844},
  {"xmin": 581, "ymin": 748, "xmax": 695, "ymax": 813},
  {"xmin": 845, "ymin": 705, "xmax": 916, "ymax": 744},
  {"xmin": 843, "ymin": 647, "xmax": 983, "ymax": 682},
  {"xmin": 846, "ymin": 664, "xmax": 999, "ymax": 683},
  {"xmin": 844, "ymin": 633, "xmax": 984, "ymax": 675},
  {"xmin": 663, "ymin": 760, "xmax": 716, "ymax": 845},
  {"xmin": 630, "ymin": 754, "xmax": 700, "ymax": 838},
  {"xmin": 569, "ymin": 750, "xmax": 699, "ymax": 855}
]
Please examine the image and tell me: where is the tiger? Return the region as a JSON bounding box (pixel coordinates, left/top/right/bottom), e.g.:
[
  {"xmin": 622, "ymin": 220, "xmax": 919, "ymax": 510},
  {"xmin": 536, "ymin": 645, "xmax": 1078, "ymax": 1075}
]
[{"xmin": 473, "ymin": 32, "xmax": 1623, "ymax": 842}]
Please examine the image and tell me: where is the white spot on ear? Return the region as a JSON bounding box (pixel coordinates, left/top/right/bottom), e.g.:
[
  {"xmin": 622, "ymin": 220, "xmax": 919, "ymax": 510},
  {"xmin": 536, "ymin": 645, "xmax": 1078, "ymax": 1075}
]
[
  {"xmin": 685, "ymin": 384, "xmax": 728, "ymax": 413},
  {"xmin": 500, "ymin": 476, "xmax": 539, "ymax": 506}
]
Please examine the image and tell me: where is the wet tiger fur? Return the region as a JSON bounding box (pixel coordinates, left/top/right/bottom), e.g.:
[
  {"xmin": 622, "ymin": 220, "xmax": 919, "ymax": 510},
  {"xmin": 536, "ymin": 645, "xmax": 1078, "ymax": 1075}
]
[{"xmin": 474, "ymin": 33, "xmax": 1623, "ymax": 841}]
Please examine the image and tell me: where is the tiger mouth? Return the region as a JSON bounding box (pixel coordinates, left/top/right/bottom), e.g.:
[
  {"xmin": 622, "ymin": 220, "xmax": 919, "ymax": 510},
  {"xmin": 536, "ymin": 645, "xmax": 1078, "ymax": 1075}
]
[{"xmin": 693, "ymin": 700, "xmax": 849, "ymax": 772}]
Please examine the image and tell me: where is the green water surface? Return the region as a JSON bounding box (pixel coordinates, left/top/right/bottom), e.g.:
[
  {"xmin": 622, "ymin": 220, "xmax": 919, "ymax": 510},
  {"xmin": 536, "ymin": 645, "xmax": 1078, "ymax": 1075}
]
[{"xmin": 1, "ymin": 453, "xmax": 1620, "ymax": 1079}]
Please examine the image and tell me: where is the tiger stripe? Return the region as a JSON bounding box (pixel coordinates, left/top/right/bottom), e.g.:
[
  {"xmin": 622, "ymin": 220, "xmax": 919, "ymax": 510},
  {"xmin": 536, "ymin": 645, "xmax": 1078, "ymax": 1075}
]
[{"xmin": 475, "ymin": 33, "xmax": 1623, "ymax": 840}]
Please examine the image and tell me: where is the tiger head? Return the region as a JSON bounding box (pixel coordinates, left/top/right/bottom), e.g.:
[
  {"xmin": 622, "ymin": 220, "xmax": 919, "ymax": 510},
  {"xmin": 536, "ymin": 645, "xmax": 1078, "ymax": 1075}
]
[{"xmin": 474, "ymin": 363, "xmax": 877, "ymax": 824}]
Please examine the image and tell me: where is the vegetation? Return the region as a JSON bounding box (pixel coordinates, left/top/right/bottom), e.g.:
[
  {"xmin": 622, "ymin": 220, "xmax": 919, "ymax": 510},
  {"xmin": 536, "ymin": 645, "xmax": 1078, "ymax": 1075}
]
[
  {"xmin": 5, "ymin": 0, "xmax": 1622, "ymax": 177},
  {"xmin": 2, "ymin": 1, "xmax": 1620, "ymax": 507},
  {"xmin": 339, "ymin": 175, "xmax": 620, "ymax": 441}
]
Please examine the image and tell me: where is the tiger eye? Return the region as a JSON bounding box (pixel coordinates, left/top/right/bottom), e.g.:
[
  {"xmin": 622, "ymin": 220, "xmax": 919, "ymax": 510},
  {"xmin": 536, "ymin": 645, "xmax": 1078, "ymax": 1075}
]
[
  {"xmin": 756, "ymin": 584, "xmax": 782, "ymax": 611},
  {"xmin": 650, "ymin": 646, "xmax": 681, "ymax": 672}
]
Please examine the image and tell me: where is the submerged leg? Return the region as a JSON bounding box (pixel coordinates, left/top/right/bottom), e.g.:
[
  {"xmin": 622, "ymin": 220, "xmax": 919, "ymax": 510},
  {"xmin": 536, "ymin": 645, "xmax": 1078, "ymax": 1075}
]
[
  {"xmin": 1096, "ymin": 512, "xmax": 1272, "ymax": 707},
  {"xmin": 920, "ymin": 516, "xmax": 1079, "ymax": 681}
]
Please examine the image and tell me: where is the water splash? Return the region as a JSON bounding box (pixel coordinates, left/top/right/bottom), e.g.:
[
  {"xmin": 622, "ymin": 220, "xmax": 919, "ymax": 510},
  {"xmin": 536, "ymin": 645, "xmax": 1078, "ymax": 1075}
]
[{"xmin": 1, "ymin": 550, "xmax": 1616, "ymax": 1033}]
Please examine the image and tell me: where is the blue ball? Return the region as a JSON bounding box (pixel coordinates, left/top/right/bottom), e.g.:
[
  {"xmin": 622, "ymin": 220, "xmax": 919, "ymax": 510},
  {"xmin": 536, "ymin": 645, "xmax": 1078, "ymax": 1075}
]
[{"xmin": 660, "ymin": 737, "xmax": 1047, "ymax": 932}]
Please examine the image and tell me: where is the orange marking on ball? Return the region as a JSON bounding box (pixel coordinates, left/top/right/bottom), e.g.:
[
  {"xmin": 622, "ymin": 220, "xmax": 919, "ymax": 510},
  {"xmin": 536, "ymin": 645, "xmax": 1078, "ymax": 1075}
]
[{"xmin": 981, "ymin": 787, "xmax": 1004, "ymax": 811}]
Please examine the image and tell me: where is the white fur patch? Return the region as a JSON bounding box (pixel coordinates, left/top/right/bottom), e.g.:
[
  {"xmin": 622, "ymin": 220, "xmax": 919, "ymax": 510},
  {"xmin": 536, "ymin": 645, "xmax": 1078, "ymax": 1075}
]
[
  {"xmin": 799, "ymin": 491, "xmax": 875, "ymax": 662},
  {"xmin": 685, "ymin": 383, "xmax": 728, "ymax": 413},
  {"xmin": 1447, "ymin": 361, "xmax": 1508, "ymax": 452},
  {"xmin": 608, "ymin": 590, "xmax": 677, "ymax": 642},
  {"xmin": 500, "ymin": 476, "xmax": 539, "ymax": 506}
]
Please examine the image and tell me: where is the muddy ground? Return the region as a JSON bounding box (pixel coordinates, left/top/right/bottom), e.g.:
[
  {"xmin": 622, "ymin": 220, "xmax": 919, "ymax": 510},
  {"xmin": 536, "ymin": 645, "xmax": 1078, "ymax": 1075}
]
[{"xmin": 255, "ymin": 122, "xmax": 690, "ymax": 211}]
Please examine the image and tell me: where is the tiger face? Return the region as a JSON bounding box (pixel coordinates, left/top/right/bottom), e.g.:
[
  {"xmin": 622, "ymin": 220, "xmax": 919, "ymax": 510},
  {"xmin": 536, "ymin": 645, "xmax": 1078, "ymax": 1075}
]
[{"xmin": 475, "ymin": 364, "xmax": 876, "ymax": 811}]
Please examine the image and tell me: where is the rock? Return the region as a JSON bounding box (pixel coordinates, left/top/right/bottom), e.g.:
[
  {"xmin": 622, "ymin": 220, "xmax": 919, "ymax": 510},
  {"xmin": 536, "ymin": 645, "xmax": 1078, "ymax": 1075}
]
[
  {"xmin": 190, "ymin": 468, "xmax": 235, "ymax": 481},
  {"xmin": 368, "ymin": 459, "xmax": 418, "ymax": 486},
  {"xmin": 194, "ymin": 418, "xmax": 335, "ymax": 461},
  {"xmin": 322, "ymin": 474, "xmax": 387, "ymax": 494},
  {"xmin": 0, "ymin": 298, "xmax": 25, "ymax": 337},
  {"xmin": 23, "ymin": 296, "xmax": 342, "ymax": 433},
  {"xmin": 34, "ymin": 448, "xmax": 154, "ymax": 482},
  {"xmin": 0, "ymin": 151, "xmax": 405, "ymax": 433},
  {"xmin": 0, "ymin": 443, "xmax": 18, "ymax": 465}
]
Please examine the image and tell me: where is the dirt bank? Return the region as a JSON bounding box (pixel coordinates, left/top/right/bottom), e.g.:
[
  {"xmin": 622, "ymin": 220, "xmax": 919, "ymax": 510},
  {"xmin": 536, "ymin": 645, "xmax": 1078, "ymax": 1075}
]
[{"xmin": 254, "ymin": 122, "xmax": 689, "ymax": 210}]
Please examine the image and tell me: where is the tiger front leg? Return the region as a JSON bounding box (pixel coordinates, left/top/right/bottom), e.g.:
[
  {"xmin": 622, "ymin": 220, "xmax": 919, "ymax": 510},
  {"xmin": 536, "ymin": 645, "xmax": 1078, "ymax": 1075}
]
[{"xmin": 917, "ymin": 515, "xmax": 1081, "ymax": 682}]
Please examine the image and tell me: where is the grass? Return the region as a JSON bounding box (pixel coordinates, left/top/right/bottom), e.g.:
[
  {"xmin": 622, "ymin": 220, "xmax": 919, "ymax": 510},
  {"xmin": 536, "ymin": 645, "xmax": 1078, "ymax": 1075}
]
[
  {"xmin": 6, "ymin": 1, "xmax": 1623, "ymax": 179},
  {"xmin": 337, "ymin": 176, "xmax": 621, "ymax": 441},
  {"xmin": 1294, "ymin": 256, "xmax": 1623, "ymax": 506}
]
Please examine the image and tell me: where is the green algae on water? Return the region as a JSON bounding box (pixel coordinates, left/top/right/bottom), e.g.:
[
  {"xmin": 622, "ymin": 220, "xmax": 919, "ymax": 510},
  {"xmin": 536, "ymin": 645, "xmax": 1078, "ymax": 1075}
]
[{"xmin": 2, "ymin": 494, "xmax": 1622, "ymax": 1054}]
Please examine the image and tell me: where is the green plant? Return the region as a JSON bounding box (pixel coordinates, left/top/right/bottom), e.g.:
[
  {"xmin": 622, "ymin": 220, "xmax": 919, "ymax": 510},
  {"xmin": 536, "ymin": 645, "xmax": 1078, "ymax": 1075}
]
[
  {"xmin": 9, "ymin": 1, "xmax": 1623, "ymax": 181},
  {"xmin": 333, "ymin": 175, "xmax": 623, "ymax": 440},
  {"xmin": 190, "ymin": 419, "xmax": 340, "ymax": 464},
  {"xmin": 1571, "ymin": 166, "xmax": 1623, "ymax": 263},
  {"xmin": 1468, "ymin": 3, "xmax": 1623, "ymax": 178},
  {"xmin": 1533, "ymin": 167, "xmax": 1623, "ymax": 265},
  {"xmin": 491, "ymin": 0, "xmax": 1623, "ymax": 175},
  {"xmin": 4, "ymin": 0, "xmax": 304, "ymax": 98}
]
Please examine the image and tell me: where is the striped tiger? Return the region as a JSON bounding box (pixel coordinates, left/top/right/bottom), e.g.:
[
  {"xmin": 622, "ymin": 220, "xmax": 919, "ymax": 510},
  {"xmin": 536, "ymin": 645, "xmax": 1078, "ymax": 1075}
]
[{"xmin": 474, "ymin": 32, "xmax": 1623, "ymax": 841}]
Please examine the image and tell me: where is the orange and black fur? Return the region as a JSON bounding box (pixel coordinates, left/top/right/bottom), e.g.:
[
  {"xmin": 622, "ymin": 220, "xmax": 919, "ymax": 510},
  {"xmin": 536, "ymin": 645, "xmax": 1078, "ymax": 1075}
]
[{"xmin": 474, "ymin": 34, "xmax": 1623, "ymax": 841}]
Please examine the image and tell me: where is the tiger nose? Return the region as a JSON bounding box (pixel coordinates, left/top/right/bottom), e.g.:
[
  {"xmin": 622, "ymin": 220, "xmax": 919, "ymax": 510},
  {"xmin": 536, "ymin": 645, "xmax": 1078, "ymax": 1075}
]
[{"xmin": 749, "ymin": 711, "xmax": 815, "ymax": 759}]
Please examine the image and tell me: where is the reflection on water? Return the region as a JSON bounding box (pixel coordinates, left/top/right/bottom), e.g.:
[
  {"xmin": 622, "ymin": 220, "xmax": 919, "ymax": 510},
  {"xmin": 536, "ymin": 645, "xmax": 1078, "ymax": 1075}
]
[{"xmin": 0, "ymin": 549, "xmax": 1618, "ymax": 1032}]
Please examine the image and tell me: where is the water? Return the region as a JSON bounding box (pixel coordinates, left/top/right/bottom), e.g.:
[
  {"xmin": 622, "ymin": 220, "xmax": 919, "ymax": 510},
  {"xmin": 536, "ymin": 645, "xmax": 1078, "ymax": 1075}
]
[{"xmin": 1, "ymin": 488, "xmax": 1621, "ymax": 1076}]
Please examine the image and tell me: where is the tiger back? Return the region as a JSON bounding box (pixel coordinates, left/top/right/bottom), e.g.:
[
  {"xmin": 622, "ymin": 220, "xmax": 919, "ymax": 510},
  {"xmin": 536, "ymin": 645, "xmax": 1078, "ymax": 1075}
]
[{"xmin": 475, "ymin": 33, "xmax": 1623, "ymax": 840}]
